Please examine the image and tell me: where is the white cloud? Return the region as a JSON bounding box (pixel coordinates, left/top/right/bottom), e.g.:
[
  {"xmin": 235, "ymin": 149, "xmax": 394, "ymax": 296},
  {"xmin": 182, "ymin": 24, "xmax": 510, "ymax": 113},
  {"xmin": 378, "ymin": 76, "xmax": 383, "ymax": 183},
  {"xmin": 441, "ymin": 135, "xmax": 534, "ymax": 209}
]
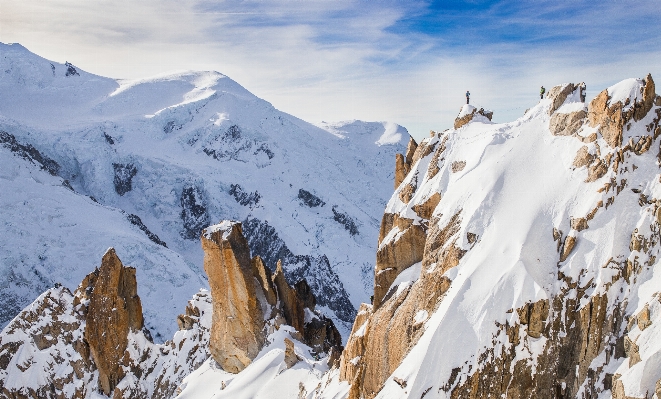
[{"xmin": 1, "ymin": 0, "xmax": 660, "ymax": 141}]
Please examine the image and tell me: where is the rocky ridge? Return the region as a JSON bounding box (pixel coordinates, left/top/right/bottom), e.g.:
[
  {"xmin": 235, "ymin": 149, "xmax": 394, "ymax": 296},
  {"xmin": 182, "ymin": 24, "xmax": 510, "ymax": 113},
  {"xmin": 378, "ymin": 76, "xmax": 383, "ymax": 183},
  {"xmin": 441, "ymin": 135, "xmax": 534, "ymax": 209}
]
[
  {"xmin": 331, "ymin": 75, "xmax": 661, "ymax": 399},
  {"xmin": 0, "ymin": 221, "xmax": 341, "ymax": 398}
]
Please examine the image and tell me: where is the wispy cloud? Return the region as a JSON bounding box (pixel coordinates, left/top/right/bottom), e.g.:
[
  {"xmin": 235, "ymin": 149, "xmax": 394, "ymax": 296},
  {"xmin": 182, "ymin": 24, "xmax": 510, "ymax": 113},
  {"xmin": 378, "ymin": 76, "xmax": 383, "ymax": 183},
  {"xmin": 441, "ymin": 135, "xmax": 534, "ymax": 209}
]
[{"xmin": 1, "ymin": 0, "xmax": 660, "ymax": 139}]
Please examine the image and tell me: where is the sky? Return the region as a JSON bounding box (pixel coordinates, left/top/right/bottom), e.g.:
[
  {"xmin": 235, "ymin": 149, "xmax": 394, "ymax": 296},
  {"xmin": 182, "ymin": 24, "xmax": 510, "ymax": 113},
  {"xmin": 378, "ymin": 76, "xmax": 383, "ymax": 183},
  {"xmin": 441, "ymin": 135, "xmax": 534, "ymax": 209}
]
[{"xmin": 1, "ymin": 0, "xmax": 661, "ymax": 141}]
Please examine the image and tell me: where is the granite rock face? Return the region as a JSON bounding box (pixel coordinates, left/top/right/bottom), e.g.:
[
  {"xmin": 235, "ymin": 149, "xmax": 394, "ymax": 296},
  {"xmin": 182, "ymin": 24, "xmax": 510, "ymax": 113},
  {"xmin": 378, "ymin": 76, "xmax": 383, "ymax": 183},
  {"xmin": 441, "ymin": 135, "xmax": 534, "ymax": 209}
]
[
  {"xmin": 79, "ymin": 248, "xmax": 144, "ymax": 396},
  {"xmin": 201, "ymin": 221, "xmax": 266, "ymax": 373},
  {"xmin": 202, "ymin": 220, "xmax": 343, "ymax": 373}
]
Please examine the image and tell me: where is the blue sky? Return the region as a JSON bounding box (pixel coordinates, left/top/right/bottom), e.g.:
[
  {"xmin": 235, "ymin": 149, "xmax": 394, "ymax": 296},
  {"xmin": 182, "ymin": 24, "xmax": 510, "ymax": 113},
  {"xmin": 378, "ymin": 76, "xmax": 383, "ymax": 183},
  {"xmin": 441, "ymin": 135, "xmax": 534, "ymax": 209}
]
[{"xmin": 1, "ymin": 0, "xmax": 660, "ymax": 140}]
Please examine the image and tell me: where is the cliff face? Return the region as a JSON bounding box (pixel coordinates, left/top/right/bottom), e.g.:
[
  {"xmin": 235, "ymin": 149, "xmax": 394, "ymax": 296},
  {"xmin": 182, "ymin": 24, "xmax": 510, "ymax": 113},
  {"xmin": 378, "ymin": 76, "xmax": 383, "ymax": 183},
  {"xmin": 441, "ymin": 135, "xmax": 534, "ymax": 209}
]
[
  {"xmin": 201, "ymin": 220, "xmax": 343, "ymax": 373},
  {"xmin": 0, "ymin": 221, "xmax": 342, "ymax": 397},
  {"xmin": 201, "ymin": 221, "xmax": 266, "ymax": 373},
  {"xmin": 80, "ymin": 248, "xmax": 144, "ymax": 395},
  {"xmin": 337, "ymin": 76, "xmax": 661, "ymax": 399}
]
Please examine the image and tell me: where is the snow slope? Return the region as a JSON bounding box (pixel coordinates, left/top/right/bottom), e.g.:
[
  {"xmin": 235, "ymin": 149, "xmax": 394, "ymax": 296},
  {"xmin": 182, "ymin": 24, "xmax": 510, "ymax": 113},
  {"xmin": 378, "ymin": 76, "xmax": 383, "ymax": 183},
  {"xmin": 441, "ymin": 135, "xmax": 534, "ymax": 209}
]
[{"xmin": 0, "ymin": 42, "xmax": 407, "ymax": 340}]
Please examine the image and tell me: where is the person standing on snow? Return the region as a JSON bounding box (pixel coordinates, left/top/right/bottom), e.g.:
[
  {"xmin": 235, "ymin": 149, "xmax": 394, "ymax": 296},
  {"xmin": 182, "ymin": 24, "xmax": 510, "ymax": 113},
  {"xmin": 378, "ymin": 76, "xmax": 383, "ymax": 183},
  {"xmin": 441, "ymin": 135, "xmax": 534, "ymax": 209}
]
[
  {"xmin": 466, "ymin": 91, "xmax": 470, "ymax": 104},
  {"xmin": 540, "ymin": 86, "xmax": 545, "ymax": 100}
]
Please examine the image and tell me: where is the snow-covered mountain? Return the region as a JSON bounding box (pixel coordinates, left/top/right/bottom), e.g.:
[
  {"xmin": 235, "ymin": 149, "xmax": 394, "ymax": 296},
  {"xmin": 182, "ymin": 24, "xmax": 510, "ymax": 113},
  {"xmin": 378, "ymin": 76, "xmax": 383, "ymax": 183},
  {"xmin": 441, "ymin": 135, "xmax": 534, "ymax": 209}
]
[
  {"xmin": 170, "ymin": 76, "xmax": 661, "ymax": 398},
  {"xmin": 0, "ymin": 42, "xmax": 408, "ymax": 340}
]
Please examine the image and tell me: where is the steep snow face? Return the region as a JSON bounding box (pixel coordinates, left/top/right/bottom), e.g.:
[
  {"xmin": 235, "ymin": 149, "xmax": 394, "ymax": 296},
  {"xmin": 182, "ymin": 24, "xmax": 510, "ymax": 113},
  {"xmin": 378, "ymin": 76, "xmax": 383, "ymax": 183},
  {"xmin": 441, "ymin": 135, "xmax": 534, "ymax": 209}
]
[
  {"xmin": 367, "ymin": 81, "xmax": 661, "ymax": 398},
  {"xmin": 0, "ymin": 43, "xmax": 407, "ymax": 340}
]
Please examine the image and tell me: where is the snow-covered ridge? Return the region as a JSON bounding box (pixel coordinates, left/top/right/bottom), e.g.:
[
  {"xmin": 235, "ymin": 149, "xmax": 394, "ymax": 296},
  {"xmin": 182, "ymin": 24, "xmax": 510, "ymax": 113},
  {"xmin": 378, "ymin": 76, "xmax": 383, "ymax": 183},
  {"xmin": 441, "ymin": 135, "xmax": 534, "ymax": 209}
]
[{"xmin": 0, "ymin": 42, "xmax": 408, "ymax": 340}]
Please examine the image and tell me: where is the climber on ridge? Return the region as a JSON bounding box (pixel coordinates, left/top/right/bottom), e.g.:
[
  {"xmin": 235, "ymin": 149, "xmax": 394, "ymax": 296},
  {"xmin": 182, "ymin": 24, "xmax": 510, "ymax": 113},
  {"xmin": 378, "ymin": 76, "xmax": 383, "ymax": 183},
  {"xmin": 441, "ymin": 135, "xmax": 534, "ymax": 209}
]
[
  {"xmin": 540, "ymin": 86, "xmax": 545, "ymax": 100},
  {"xmin": 466, "ymin": 90, "xmax": 470, "ymax": 104}
]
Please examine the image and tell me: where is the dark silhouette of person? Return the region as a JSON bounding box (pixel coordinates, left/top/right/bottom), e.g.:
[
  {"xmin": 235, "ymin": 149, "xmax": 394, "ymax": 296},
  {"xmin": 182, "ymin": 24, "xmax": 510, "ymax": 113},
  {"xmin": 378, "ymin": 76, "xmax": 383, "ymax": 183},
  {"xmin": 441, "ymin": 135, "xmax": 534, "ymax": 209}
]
[
  {"xmin": 540, "ymin": 86, "xmax": 545, "ymax": 100},
  {"xmin": 466, "ymin": 91, "xmax": 470, "ymax": 104}
]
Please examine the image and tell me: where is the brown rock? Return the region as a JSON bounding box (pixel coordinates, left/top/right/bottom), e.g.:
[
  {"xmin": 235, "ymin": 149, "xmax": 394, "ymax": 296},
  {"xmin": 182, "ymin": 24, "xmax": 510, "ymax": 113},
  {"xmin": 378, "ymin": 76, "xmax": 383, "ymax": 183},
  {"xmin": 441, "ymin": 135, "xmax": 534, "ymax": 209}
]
[
  {"xmin": 410, "ymin": 138, "xmax": 437, "ymax": 167},
  {"xmin": 454, "ymin": 107, "xmax": 493, "ymax": 129},
  {"xmin": 624, "ymin": 335, "xmax": 641, "ymax": 367},
  {"xmin": 633, "ymin": 74, "xmax": 655, "ymax": 121},
  {"xmin": 340, "ymin": 303, "xmax": 373, "ymax": 382},
  {"xmin": 82, "ymin": 248, "xmax": 144, "ymax": 396},
  {"xmin": 395, "ymin": 138, "xmax": 418, "ymax": 188},
  {"xmin": 451, "ymin": 160, "xmax": 466, "ymax": 172},
  {"xmin": 547, "ymin": 83, "xmax": 585, "ymax": 115},
  {"xmin": 560, "ymin": 235, "xmax": 576, "ymax": 262},
  {"xmin": 374, "ymin": 222, "xmax": 426, "ymax": 308},
  {"xmin": 637, "ymin": 304, "xmax": 651, "ymax": 331},
  {"xmin": 411, "ymin": 192, "xmax": 441, "ymax": 220},
  {"xmin": 251, "ymin": 256, "xmax": 277, "ymax": 310},
  {"xmin": 202, "ymin": 221, "xmax": 265, "ymax": 373},
  {"xmin": 589, "ymin": 90, "xmax": 624, "ymax": 148},
  {"xmin": 394, "ymin": 154, "xmax": 409, "ymax": 190},
  {"xmin": 516, "ymin": 300, "xmax": 549, "ymax": 338},
  {"xmin": 570, "ymin": 217, "xmax": 589, "ymax": 231},
  {"xmin": 572, "ymin": 146, "xmax": 594, "ymax": 168},
  {"xmin": 426, "ymin": 135, "xmax": 448, "ymax": 180},
  {"xmin": 283, "ymin": 338, "xmax": 299, "ymax": 368},
  {"xmin": 398, "ymin": 183, "xmax": 416, "ymax": 203},
  {"xmin": 549, "ymin": 109, "xmax": 587, "ymax": 136},
  {"xmin": 272, "ymin": 260, "xmax": 305, "ymax": 334},
  {"xmin": 586, "ymin": 159, "xmax": 608, "ymax": 182}
]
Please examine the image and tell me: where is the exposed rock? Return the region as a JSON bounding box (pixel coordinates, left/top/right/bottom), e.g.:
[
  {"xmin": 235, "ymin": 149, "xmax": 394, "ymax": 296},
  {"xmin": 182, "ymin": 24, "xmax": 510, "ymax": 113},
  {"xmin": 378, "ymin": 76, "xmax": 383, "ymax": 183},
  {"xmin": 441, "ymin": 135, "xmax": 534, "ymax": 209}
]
[
  {"xmin": 80, "ymin": 248, "xmax": 144, "ymax": 396},
  {"xmin": 332, "ymin": 206, "xmax": 359, "ymax": 236},
  {"xmin": 126, "ymin": 213, "xmax": 167, "ymax": 247},
  {"xmin": 637, "ymin": 304, "xmax": 651, "ymax": 331},
  {"xmin": 411, "ymin": 192, "xmax": 441, "ymax": 220},
  {"xmin": 589, "ymin": 89, "xmax": 624, "ymax": 148},
  {"xmin": 560, "ymin": 235, "xmax": 577, "ymax": 262},
  {"xmin": 398, "ymin": 183, "xmax": 416, "ymax": 203},
  {"xmin": 229, "ymin": 183, "xmax": 261, "ymax": 207},
  {"xmin": 547, "ymin": 82, "xmax": 585, "ymax": 115},
  {"xmin": 550, "ymin": 109, "xmax": 587, "ymax": 136},
  {"xmin": 450, "ymin": 294, "xmax": 620, "ymax": 399},
  {"xmin": 451, "ymin": 160, "xmax": 466, "ymax": 172},
  {"xmin": 570, "ymin": 217, "xmax": 589, "ymax": 232},
  {"xmin": 340, "ymin": 303, "xmax": 373, "ymax": 382},
  {"xmin": 374, "ymin": 216, "xmax": 426, "ymax": 308},
  {"xmin": 454, "ymin": 106, "xmax": 493, "ymax": 129},
  {"xmin": 242, "ymin": 218, "xmax": 356, "ymax": 326},
  {"xmin": 252, "ymin": 256, "xmax": 277, "ymax": 309},
  {"xmin": 298, "ymin": 189, "xmax": 325, "ymax": 207},
  {"xmin": 295, "ymin": 279, "xmax": 316, "ymax": 311},
  {"xmin": 573, "ymin": 146, "xmax": 595, "ymax": 168},
  {"xmin": 303, "ymin": 314, "xmax": 343, "ymax": 355},
  {"xmin": 340, "ymin": 213, "xmax": 464, "ymax": 399},
  {"xmin": 202, "ymin": 221, "xmax": 265, "ymax": 373},
  {"xmin": 634, "ymin": 74, "xmax": 655, "ymax": 121},
  {"xmin": 516, "ymin": 300, "xmax": 549, "ymax": 338},
  {"xmin": 180, "ymin": 185, "xmax": 210, "ymax": 240},
  {"xmin": 586, "ymin": 159, "xmax": 608, "ymax": 182},
  {"xmin": 624, "ymin": 335, "xmax": 641, "ymax": 367},
  {"xmin": 395, "ymin": 138, "xmax": 418, "ymax": 188},
  {"xmin": 426, "ymin": 135, "xmax": 449, "ymax": 180},
  {"xmin": 112, "ymin": 163, "xmax": 137, "ymax": 196},
  {"xmin": 272, "ymin": 260, "xmax": 305, "ymax": 335},
  {"xmin": 284, "ymin": 338, "xmax": 299, "ymax": 368},
  {"xmin": 0, "ymin": 131, "xmax": 61, "ymax": 176}
]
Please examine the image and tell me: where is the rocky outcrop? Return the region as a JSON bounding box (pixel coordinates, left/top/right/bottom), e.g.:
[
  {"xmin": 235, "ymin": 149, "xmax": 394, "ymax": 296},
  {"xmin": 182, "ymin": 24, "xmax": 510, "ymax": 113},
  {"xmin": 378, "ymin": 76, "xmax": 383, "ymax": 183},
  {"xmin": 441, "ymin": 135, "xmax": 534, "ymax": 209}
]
[
  {"xmin": 202, "ymin": 220, "xmax": 343, "ymax": 372},
  {"xmin": 395, "ymin": 137, "xmax": 417, "ymax": 188},
  {"xmin": 79, "ymin": 248, "xmax": 144, "ymax": 396},
  {"xmin": 454, "ymin": 106, "xmax": 493, "ymax": 129},
  {"xmin": 589, "ymin": 74, "xmax": 655, "ymax": 148},
  {"xmin": 547, "ymin": 82, "xmax": 585, "ymax": 115},
  {"xmin": 373, "ymin": 215, "xmax": 426, "ymax": 308},
  {"xmin": 202, "ymin": 221, "xmax": 266, "ymax": 373},
  {"xmin": 547, "ymin": 83, "xmax": 587, "ymax": 136},
  {"xmin": 340, "ymin": 213, "xmax": 464, "ymax": 399}
]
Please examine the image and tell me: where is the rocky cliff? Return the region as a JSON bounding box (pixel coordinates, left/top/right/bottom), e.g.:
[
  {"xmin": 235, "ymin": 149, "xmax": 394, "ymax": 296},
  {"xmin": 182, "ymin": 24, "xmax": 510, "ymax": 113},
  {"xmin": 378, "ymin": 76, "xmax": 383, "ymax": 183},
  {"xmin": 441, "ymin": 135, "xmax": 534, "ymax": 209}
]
[
  {"xmin": 201, "ymin": 220, "xmax": 342, "ymax": 373},
  {"xmin": 333, "ymin": 75, "xmax": 661, "ymax": 399}
]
